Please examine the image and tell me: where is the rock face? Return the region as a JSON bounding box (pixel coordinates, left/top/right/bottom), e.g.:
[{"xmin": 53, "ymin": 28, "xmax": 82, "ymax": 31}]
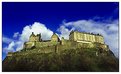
[{"xmin": 2, "ymin": 47, "xmax": 119, "ymax": 72}]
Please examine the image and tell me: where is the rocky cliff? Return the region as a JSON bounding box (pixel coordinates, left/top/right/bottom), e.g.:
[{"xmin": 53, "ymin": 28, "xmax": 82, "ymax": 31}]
[{"xmin": 2, "ymin": 47, "xmax": 119, "ymax": 72}]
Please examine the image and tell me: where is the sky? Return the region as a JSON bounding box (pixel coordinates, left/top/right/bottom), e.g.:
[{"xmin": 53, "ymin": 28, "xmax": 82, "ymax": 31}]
[{"xmin": 2, "ymin": 2, "xmax": 119, "ymax": 60}]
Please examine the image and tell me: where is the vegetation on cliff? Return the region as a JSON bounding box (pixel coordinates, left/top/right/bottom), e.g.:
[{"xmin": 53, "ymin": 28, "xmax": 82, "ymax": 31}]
[{"xmin": 2, "ymin": 48, "xmax": 119, "ymax": 72}]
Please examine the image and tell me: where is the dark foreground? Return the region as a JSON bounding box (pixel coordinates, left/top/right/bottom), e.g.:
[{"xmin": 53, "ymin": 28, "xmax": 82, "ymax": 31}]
[{"xmin": 2, "ymin": 48, "xmax": 119, "ymax": 72}]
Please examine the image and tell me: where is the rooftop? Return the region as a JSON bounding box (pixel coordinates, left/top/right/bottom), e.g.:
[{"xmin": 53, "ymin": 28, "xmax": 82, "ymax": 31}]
[{"xmin": 70, "ymin": 30, "xmax": 103, "ymax": 36}]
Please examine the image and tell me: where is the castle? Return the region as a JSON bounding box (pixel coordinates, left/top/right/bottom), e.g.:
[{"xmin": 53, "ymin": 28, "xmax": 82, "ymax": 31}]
[{"xmin": 23, "ymin": 31, "xmax": 109, "ymax": 53}]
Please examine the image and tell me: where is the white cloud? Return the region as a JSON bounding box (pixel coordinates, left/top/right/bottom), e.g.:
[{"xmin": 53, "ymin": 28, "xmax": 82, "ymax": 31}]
[
  {"xmin": 57, "ymin": 25, "xmax": 73, "ymax": 39},
  {"xmin": 20, "ymin": 22, "xmax": 53, "ymax": 42},
  {"xmin": 3, "ymin": 22, "xmax": 53, "ymax": 51},
  {"xmin": 7, "ymin": 41, "xmax": 15, "ymax": 50},
  {"xmin": 3, "ymin": 41, "xmax": 15, "ymax": 53},
  {"xmin": 17, "ymin": 22, "xmax": 53, "ymax": 51},
  {"xmin": 13, "ymin": 32, "xmax": 19, "ymax": 38},
  {"xmin": 2, "ymin": 36, "xmax": 13, "ymax": 44},
  {"xmin": 57, "ymin": 19, "xmax": 119, "ymax": 57}
]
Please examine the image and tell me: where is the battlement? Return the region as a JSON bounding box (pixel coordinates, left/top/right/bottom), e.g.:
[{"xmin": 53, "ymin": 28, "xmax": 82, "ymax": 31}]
[
  {"xmin": 69, "ymin": 31, "xmax": 104, "ymax": 44},
  {"xmin": 69, "ymin": 31, "xmax": 103, "ymax": 36},
  {"xmin": 29, "ymin": 32, "xmax": 42, "ymax": 42},
  {"xmin": 23, "ymin": 31, "xmax": 108, "ymax": 52}
]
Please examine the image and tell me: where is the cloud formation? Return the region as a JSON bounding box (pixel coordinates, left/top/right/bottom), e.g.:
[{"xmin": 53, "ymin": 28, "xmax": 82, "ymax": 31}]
[
  {"xmin": 2, "ymin": 36, "xmax": 13, "ymax": 44},
  {"xmin": 57, "ymin": 19, "xmax": 119, "ymax": 58},
  {"xmin": 3, "ymin": 22, "xmax": 53, "ymax": 52},
  {"xmin": 13, "ymin": 32, "xmax": 19, "ymax": 38},
  {"xmin": 5, "ymin": 41, "xmax": 15, "ymax": 51}
]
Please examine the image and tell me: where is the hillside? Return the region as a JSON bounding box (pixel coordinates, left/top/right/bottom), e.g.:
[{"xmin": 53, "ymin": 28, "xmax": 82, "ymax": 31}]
[{"xmin": 2, "ymin": 48, "xmax": 119, "ymax": 72}]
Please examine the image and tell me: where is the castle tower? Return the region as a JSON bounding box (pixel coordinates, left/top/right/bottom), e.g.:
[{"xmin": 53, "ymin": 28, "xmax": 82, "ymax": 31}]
[
  {"xmin": 61, "ymin": 37, "xmax": 65, "ymax": 45},
  {"xmin": 69, "ymin": 30, "xmax": 75, "ymax": 41},
  {"xmin": 36, "ymin": 33, "xmax": 42, "ymax": 41},
  {"xmin": 51, "ymin": 33, "xmax": 60, "ymax": 42},
  {"xmin": 29, "ymin": 32, "xmax": 42, "ymax": 42},
  {"xmin": 29, "ymin": 32, "xmax": 36, "ymax": 42}
]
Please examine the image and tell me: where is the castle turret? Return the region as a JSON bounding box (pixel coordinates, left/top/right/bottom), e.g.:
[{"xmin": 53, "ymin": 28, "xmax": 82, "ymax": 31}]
[
  {"xmin": 29, "ymin": 32, "xmax": 41, "ymax": 42},
  {"xmin": 29, "ymin": 32, "xmax": 36, "ymax": 42},
  {"xmin": 36, "ymin": 33, "xmax": 42, "ymax": 41},
  {"xmin": 31, "ymin": 32, "xmax": 35, "ymax": 37},
  {"xmin": 61, "ymin": 37, "xmax": 65, "ymax": 45},
  {"xmin": 51, "ymin": 33, "xmax": 60, "ymax": 42}
]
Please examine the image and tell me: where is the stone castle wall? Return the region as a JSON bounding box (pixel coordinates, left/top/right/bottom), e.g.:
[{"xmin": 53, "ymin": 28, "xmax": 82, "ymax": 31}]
[
  {"xmin": 24, "ymin": 41, "xmax": 60, "ymax": 49},
  {"xmin": 29, "ymin": 36, "xmax": 40, "ymax": 42},
  {"xmin": 23, "ymin": 31, "xmax": 109, "ymax": 53},
  {"xmin": 69, "ymin": 31, "xmax": 104, "ymax": 44},
  {"xmin": 9, "ymin": 41, "xmax": 109, "ymax": 57},
  {"xmin": 7, "ymin": 31, "xmax": 110, "ymax": 57}
]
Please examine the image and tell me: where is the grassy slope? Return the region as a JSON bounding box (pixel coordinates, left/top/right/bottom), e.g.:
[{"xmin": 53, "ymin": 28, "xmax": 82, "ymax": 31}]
[{"xmin": 2, "ymin": 48, "xmax": 119, "ymax": 72}]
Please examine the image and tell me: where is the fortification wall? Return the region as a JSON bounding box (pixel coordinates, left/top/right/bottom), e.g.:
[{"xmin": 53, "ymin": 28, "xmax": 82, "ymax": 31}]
[
  {"xmin": 35, "ymin": 41, "xmax": 60, "ymax": 48},
  {"xmin": 23, "ymin": 31, "xmax": 108, "ymax": 53},
  {"xmin": 60, "ymin": 39, "xmax": 96, "ymax": 50},
  {"xmin": 24, "ymin": 41, "xmax": 60, "ymax": 49},
  {"xmin": 24, "ymin": 42, "xmax": 34, "ymax": 49},
  {"xmin": 77, "ymin": 42, "xmax": 94, "ymax": 48},
  {"xmin": 69, "ymin": 31, "xmax": 104, "ymax": 44},
  {"xmin": 29, "ymin": 36, "xmax": 40, "ymax": 42},
  {"xmin": 93, "ymin": 43, "xmax": 109, "ymax": 51}
]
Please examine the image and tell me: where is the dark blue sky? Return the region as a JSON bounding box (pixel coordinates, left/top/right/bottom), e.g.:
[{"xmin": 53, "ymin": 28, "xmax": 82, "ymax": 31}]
[
  {"xmin": 2, "ymin": 2, "xmax": 119, "ymax": 60},
  {"xmin": 2, "ymin": 2, "xmax": 119, "ymax": 37}
]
